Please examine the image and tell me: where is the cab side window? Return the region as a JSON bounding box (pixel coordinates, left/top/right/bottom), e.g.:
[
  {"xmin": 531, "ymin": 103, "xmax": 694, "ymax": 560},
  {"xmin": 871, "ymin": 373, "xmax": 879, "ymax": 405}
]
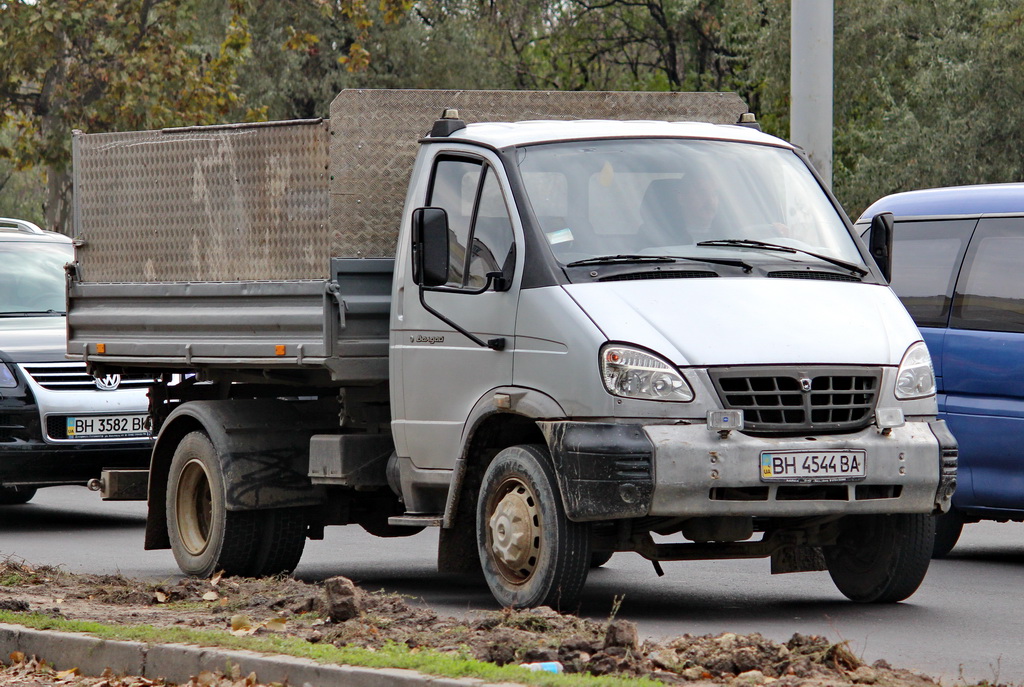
[
  {"xmin": 952, "ymin": 217, "xmax": 1024, "ymax": 333},
  {"xmin": 427, "ymin": 157, "xmax": 515, "ymax": 290},
  {"xmin": 890, "ymin": 219, "xmax": 975, "ymax": 328}
]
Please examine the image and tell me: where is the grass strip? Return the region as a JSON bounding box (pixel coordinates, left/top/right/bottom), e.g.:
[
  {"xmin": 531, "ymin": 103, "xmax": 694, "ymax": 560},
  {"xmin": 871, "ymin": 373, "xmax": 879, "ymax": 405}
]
[{"xmin": 0, "ymin": 610, "xmax": 662, "ymax": 687}]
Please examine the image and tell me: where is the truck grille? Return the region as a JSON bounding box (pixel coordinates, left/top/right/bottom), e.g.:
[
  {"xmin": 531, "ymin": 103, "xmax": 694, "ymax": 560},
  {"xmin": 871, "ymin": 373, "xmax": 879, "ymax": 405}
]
[
  {"xmin": 708, "ymin": 366, "xmax": 881, "ymax": 435},
  {"xmin": 21, "ymin": 363, "xmax": 156, "ymax": 392}
]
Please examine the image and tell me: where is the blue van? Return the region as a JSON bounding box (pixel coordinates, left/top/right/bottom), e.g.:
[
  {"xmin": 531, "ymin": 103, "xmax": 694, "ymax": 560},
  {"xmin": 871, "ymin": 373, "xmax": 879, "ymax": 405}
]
[{"xmin": 858, "ymin": 184, "xmax": 1024, "ymax": 556}]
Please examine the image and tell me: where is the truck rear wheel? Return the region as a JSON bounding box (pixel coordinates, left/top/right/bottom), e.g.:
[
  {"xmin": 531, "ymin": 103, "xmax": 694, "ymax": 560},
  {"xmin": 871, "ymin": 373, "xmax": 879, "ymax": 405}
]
[
  {"xmin": 167, "ymin": 431, "xmax": 259, "ymax": 578},
  {"xmin": 245, "ymin": 507, "xmax": 308, "ymax": 577},
  {"xmin": 0, "ymin": 486, "xmax": 36, "ymax": 505},
  {"xmin": 476, "ymin": 444, "xmax": 591, "ymax": 609},
  {"xmin": 824, "ymin": 513, "xmax": 934, "ymax": 603}
]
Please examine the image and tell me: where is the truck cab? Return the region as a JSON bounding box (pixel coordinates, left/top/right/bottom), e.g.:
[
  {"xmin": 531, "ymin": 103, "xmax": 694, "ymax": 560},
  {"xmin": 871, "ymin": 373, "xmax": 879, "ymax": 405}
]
[{"xmin": 390, "ymin": 114, "xmax": 955, "ymax": 607}]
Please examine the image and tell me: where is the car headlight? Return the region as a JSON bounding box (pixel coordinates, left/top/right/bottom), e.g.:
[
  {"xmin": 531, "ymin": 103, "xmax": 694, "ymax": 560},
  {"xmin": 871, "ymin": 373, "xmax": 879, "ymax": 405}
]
[
  {"xmin": 0, "ymin": 363, "xmax": 18, "ymax": 388},
  {"xmin": 895, "ymin": 341, "xmax": 935, "ymax": 400},
  {"xmin": 600, "ymin": 344, "xmax": 694, "ymax": 402}
]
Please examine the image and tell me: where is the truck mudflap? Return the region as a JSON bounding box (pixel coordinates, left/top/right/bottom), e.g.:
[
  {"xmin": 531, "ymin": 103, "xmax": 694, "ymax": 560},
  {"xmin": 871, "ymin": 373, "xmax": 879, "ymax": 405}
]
[{"xmin": 541, "ymin": 422, "xmax": 655, "ymax": 522}]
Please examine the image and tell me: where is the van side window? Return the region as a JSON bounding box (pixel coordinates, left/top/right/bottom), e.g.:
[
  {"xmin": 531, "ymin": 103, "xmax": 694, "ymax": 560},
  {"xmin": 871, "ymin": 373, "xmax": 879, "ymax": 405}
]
[
  {"xmin": 952, "ymin": 217, "xmax": 1024, "ymax": 333},
  {"xmin": 890, "ymin": 219, "xmax": 975, "ymax": 327},
  {"xmin": 427, "ymin": 157, "xmax": 514, "ymax": 290}
]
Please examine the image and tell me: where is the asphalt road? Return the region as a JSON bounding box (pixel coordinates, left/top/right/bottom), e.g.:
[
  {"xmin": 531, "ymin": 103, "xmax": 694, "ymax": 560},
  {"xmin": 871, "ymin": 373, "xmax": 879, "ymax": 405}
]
[{"xmin": 2, "ymin": 486, "xmax": 1022, "ymax": 684}]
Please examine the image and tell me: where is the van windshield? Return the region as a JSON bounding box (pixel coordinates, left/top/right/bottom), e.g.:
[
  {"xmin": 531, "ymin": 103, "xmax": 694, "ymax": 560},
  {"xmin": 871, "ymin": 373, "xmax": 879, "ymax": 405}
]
[
  {"xmin": 516, "ymin": 138, "xmax": 863, "ymax": 268},
  {"xmin": 0, "ymin": 242, "xmax": 73, "ymax": 316}
]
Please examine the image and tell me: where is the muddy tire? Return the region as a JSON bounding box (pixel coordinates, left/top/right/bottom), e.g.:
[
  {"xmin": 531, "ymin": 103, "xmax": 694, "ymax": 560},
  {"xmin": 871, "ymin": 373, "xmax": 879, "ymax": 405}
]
[
  {"xmin": 477, "ymin": 444, "xmax": 591, "ymax": 609},
  {"xmin": 167, "ymin": 431, "xmax": 259, "ymax": 578},
  {"xmin": 0, "ymin": 486, "xmax": 36, "ymax": 505},
  {"xmin": 932, "ymin": 508, "xmax": 964, "ymax": 559},
  {"xmin": 824, "ymin": 513, "xmax": 934, "ymax": 603}
]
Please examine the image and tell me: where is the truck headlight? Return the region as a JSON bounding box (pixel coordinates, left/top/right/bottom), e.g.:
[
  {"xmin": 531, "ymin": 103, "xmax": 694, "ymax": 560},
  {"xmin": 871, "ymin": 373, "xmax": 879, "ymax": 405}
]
[
  {"xmin": 600, "ymin": 344, "xmax": 694, "ymax": 402},
  {"xmin": 0, "ymin": 363, "xmax": 17, "ymax": 388},
  {"xmin": 895, "ymin": 341, "xmax": 935, "ymax": 399}
]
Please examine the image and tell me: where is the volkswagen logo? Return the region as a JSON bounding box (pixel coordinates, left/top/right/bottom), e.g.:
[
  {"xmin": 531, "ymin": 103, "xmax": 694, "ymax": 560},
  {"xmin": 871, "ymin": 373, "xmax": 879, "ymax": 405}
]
[{"xmin": 95, "ymin": 373, "xmax": 121, "ymax": 391}]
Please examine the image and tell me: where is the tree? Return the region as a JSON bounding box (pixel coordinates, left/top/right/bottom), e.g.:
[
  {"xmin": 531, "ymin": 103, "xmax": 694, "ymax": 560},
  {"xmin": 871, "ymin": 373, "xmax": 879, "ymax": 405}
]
[
  {"xmin": 452, "ymin": 0, "xmax": 751, "ymax": 92},
  {"xmin": 835, "ymin": 0, "xmax": 1024, "ymax": 215},
  {"xmin": 725, "ymin": 0, "xmax": 1024, "ymax": 217},
  {"xmin": 0, "ymin": 0, "xmax": 252, "ymax": 233}
]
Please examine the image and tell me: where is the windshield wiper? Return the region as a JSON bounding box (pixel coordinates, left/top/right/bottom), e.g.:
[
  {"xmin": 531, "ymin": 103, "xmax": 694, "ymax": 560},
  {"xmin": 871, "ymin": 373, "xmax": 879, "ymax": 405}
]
[
  {"xmin": 696, "ymin": 239, "xmax": 869, "ymax": 277},
  {"xmin": 0, "ymin": 310, "xmax": 66, "ymax": 317},
  {"xmin": 566, "ymin": 254, "xmax": 676, "ymax": 267},
  {"xmin": 566, "ymin": 254, "xmax": 753, "ymax": 272}
]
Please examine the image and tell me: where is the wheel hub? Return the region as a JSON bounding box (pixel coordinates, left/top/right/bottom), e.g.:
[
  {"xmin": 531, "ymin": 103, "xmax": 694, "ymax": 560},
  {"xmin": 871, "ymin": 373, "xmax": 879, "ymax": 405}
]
[
  {"xmin": 175, "ymin": 458, "xmax": 213, "ymax": 556},
  {"xmin": 488, "ymin": 483, "xmax": 540, "ymax": 579}
]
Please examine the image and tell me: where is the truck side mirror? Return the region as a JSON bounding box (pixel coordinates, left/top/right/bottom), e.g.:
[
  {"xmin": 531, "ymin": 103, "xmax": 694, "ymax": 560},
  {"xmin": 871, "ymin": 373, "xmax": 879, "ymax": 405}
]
[
  {"xmin": 868, "ymin": 212, "xmax": 894, "ymax": 283},
  {"xmin": 412, "ymin": 207, "xmax": 450, "ymax": 287}
]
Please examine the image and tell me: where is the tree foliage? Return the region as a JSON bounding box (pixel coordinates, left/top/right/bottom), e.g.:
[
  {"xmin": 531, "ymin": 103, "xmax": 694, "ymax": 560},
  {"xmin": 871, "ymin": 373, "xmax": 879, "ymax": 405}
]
[
  {"xmin": 0, "ymin": 0, "xmax": 255, "ymax": 231},
  {"xmin": 2, "ymin": 0, "xmax": 1023, "ymax": 227}
]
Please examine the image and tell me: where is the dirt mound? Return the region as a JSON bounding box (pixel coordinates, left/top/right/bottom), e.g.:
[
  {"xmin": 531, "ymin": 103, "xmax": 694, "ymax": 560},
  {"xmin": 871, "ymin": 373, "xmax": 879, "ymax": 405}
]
[{"xmin": 0, "ymin": 559, "xmax": 941, "ymax": 685}]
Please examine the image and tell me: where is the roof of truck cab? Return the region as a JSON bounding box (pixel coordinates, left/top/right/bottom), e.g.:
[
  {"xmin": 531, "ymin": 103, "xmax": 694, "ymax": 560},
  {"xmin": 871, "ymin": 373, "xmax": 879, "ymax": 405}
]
[
  {"xmin": 438, "ymin": 119, "xmax": 791, "ymax": 149},
  {"xmin": 858, "ymin": 183, "xmax": 1024, "ymax": 222}
]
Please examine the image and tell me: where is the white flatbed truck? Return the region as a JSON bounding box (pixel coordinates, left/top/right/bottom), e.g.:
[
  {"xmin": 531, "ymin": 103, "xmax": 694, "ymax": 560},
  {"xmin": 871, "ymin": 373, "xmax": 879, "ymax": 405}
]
[{"xmin": 67, "ymin": 89, "xmax": 956, "ymax": 608}]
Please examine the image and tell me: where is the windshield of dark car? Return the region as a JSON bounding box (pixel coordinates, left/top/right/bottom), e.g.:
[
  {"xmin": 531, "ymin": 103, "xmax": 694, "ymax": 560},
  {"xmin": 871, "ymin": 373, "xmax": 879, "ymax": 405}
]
[{"xmin": 0, "ymin": 242, "xmax": 73, "ymax": 315}]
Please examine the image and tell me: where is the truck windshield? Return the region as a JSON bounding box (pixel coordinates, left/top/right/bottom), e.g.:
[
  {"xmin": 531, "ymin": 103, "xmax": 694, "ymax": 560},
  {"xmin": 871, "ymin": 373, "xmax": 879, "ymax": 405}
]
[
  {"xmin": 516, "ymin": 138, "xmax": 864, "ymax": 268},
  {"xmin": 0, "ymin": 242, "xmax": 72, "ymax": 316}
]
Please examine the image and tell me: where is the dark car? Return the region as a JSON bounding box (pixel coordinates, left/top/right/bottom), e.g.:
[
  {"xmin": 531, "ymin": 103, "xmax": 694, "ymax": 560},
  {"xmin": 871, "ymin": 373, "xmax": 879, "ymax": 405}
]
[{"xmin": 0, "ymin": 218, "xmax": 152, "ymax": 504}]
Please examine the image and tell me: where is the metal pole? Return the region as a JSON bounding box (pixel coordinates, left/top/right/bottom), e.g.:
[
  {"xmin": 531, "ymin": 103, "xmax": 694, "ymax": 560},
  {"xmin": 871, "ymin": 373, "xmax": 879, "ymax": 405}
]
[{"xmin": 791, "ymin": 0, "xmax": 833, "ymax": 187}]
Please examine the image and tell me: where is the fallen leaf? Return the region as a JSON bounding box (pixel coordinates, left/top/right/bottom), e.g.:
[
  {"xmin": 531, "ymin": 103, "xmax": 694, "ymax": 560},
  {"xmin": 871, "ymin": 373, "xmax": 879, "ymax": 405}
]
[
  {"xmin": 56, "ymin": 667, "xmax": 80, "ymax": 678},
  {"xmin": 154, "ymin": 591, "xmax": 168, "ymax": 603},
  {"xmin": 219, "ymin": 597, "xmax": 229, "ymax": 607},
  {"xmin": 9, "ymin": 651, "xmax": 25, "ymax": 663},
  {"xmin": 210, "ymin": 571, "xmax": 223, "ymax": 586},
  {"xmin": 230, "ymin": 614, "xmax": 252, "ymax": 631},
  {"xmin": 202, "ymin": 591, "xmax": 219, "ymax": 601},
  {"xmin": 264, "ymin": 617, "xmax": 287, "ymax": 632},
  {"xmin": 194, "ymin": 670, "xmax": 219, "ymax": 687}
]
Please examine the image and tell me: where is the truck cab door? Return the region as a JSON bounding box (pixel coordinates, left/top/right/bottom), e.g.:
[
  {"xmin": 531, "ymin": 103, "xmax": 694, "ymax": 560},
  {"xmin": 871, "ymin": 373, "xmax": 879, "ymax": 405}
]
[{"xmin": 392, "ymin": 153, "xmax": 519, "ymax": 471}]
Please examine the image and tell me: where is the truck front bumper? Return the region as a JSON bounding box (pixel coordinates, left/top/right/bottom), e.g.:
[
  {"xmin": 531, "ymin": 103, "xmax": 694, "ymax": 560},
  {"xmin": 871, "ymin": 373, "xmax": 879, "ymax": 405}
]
[{"xmin": 543, "ymin": 419, "xmax": 956, "ymax": 522}]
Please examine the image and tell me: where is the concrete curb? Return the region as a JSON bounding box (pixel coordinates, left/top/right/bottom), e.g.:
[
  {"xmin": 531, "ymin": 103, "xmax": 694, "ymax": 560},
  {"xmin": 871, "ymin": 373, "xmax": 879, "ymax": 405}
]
[{"xmin": 0, "ymin": 623, "xmax": 524, "ymax": 687}]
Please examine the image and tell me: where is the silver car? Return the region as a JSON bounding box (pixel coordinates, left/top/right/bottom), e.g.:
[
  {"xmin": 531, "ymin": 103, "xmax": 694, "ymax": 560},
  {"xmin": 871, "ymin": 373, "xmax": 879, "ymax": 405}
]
[{"xmin": 0, "ymin": 218, "xmax": 152, "ymax": 504}]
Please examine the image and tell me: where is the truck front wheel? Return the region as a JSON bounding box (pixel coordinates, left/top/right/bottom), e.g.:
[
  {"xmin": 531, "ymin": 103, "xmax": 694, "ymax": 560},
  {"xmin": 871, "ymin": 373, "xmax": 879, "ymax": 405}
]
[
  {"xmin": 167, "ymin": 431, "xmax": 259, "ymax": 578},
  {"xmin": 824, "ymin": 513, "xmax": 934, "ymax": 603},
  {"xmin": 932, "ymin": 508, "xmax": 964, "ymax": 559},
  {"xmin": 476, "ymin": 444, "xmax": 591, "ymax": 610}
]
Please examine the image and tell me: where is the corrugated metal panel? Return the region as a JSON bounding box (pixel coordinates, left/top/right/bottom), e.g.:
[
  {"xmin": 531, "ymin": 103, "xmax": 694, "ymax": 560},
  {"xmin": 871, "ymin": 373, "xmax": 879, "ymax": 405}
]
[
  {"xmin": 328, "ymin": 89, "xmax": 747, "ymax": 258},
  {"xmin": 74, "ymin": 120, "xmax": 330, "ymax": 282},
  {"xmin": 73, "ymin": 90, "xmax": 747, "ymax": 279}
]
